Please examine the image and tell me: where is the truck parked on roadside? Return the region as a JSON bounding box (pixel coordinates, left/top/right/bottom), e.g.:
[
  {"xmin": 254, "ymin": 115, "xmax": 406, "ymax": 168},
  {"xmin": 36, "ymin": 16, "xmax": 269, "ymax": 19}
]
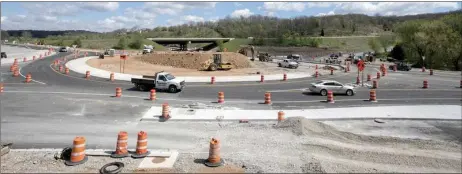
[
  {"xmin": 131, "ymin": 71, "xmax": 185, "ymax": 93},
  {"xmin": 278, "ymin": 59, "xmax": 299, "ymax": 69}
]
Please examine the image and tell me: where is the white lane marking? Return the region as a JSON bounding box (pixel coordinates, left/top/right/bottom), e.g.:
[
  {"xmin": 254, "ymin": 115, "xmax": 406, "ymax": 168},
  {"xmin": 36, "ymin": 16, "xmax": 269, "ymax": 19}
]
[
  {"xmin": 18, "ymin": 67, "xmax": 47, "ymax": 85},
  {"xmin": 3, "ymin": 90, "xmax": 460, "ymax": 104}
]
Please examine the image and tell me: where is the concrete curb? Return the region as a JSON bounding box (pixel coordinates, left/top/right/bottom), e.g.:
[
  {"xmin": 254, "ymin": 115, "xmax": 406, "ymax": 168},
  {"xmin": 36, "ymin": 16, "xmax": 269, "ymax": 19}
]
[{"xmin": 65, "ymin": 56, "xmax": 313, "ymax": 82}]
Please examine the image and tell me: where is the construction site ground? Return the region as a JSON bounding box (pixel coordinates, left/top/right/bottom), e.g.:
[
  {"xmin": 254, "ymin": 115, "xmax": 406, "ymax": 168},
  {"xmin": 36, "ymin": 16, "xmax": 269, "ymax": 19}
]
[
  {"xmin": 86, "ymin": 52, "xmax": 336, "ymax": 76},
  {"xmin": 2, "ymin": 118, "xmax": 460, "ymax": 173}
]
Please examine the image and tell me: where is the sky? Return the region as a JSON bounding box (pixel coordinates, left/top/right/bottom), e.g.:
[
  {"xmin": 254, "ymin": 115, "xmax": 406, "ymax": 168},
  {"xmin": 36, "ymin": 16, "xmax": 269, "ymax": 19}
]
[{"xmin": 1, "ymin": 1, "xmax": 461, "ymax": 32}]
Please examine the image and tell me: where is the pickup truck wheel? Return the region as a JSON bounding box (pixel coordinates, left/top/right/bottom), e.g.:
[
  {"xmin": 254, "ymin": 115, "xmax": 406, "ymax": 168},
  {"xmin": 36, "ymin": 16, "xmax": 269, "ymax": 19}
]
[
  {"xmin": 168, "ymin": 85, "xmax": 177, "ymax": 93},
  {"xmin": 138, "ymin": 85, "xmax": 147, "ymax": 91},
  {"xmin": 278, "ymin": 63, "xmax": 282, "ymax": 67}
]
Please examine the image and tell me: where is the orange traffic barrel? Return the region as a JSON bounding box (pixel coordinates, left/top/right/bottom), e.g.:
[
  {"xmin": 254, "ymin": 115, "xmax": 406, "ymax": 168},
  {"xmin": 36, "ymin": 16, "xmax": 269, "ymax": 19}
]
[
  {"xmin": 315, "ymin": 71, "xmax": 319, "ymax": 78},
  {"xmin": 111, "ymin": 131, "xmax": 129, "ymax": 158},
  {"xmin": 217, "ymin": 92, "xmax": 224, "ymax": 104},
  {"xmin": 110, "ymin": 73, "xmax": 115, "ymax": 81},
  {"xmin": 211, "ymin": 76, "xmax": 215, "ymax": 84},
  {"xmin": 65, "ymin": 136, "xmax": 88, "ymax": 166},
  {"xmin": 422, "ymin": 67, "xmax": 426, "ymax": 72},
  {"xmin": 14, "ymin": 59, "xmax": 18, "ymax": 64},
  {"xmin": 115, "ymin": 87, "xmax": 122, "ymax": 97},
  {"xmin": 65, "ymin": 68, "xmax": 69, "ymax": 74},
  {"xmin": 277, "ymin": 111, "xmax": 284, "ymax": 122},
  {"xmin": 13, "ymin": 69, "xmax": 19, "ymax": 77},
  {"xmin": 423, "ymin": 80, "xmax": 428, "ymax": 89},
  {"xmin": 330, "ymin": 69, "xmax": 333, "ymax": 75},
  {"xmin": 264, "ymin": 92, "xmax": 271, "ymax": 104},
  {"xmin": 260, "ymin": 75, "xmax": 264, "ymax": 83},
  {"xmin": 9, "ymin": 65, "xmax": 15, "ymax": 72},
  {"xmin": 327, "ymin": 90, "xmax": 334, "ymax": 103},
  {"xmin": 25, "ymin": 73, "xmax": 32, "ymax": 83},
  {"xmin": 205, "ymin": 138, "xmax": 224, "ymax": 167},
  {"xmin": 372, "ymin": 80, "xmax": 378, "ymax": 89},
  {"xmin": 59, "ymin": 65, "xmax": 63, "ymax": 72},
  {"xmin": 369, "ymin": 90, "xmax": 377, "ymax": 102},
  {"xmin": 85, "ymin": 71, "xmax": 90, "ymax": 79},
  {"xmin": 367, "ymin": 74, "xmax": 371, "ymax": 81},
  {"xmin": 376, "ymin": 72, "xmax": 380, "ymax": 79},
  {"xmin": 162, "ymin": 103, "xmax": 170, "ymax": 119},
  {"xmin": 283, "ymin": 73, "xmax": 287, "ymax": 81},
  {"xmin": 150, "ymin": 89, "xmax": 156, "ymax": 101},
  {"xmin": 23, "ymin": 57, "xmax": 27, "ymax": 62},
  {"xmin": 429, "ymin": 69, "xmax": 433, "ymax": 75},
  {"xmin": 132, "ymin": 131, "xmax": 150, "ymax": 158}
]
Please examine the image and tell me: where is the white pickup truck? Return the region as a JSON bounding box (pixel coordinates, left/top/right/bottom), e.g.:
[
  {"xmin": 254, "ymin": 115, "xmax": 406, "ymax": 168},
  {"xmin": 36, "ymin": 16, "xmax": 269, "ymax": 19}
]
[
  {"xmin": 131, "ymin": 71, "xmax": 185, "ymax": 93},
  {"xmin": 278, "ymin": 59, "xmax": 299, "ymax": 69}
]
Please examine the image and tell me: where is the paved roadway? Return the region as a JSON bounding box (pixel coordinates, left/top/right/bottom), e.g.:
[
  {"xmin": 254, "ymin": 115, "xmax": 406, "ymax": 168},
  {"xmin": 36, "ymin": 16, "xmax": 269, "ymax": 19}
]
[{"xmin": 0, "ymin": 49, "xmax": 461, "ymax": 148}]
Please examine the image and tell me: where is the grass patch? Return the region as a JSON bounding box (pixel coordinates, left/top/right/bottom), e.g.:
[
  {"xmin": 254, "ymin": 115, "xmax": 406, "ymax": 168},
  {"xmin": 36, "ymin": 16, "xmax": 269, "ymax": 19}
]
[
  {"xmin": 319, "ymin": 36, "xmax": 377, "ymax": 52},
  {"xmin": 223, "ymin": 38, "xmax": 252, "ymax": 52}
]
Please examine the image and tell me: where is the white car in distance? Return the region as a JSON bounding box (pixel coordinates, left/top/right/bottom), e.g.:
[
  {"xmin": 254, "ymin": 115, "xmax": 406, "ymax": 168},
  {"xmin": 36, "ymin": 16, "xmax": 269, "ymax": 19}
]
[
  {"xmin": 278, "ymin": 59, "xmax": 299, "ymax": 69},
  {"xmin": 308, "ymin": 80, "xmax": 355, "ymax": 96}
]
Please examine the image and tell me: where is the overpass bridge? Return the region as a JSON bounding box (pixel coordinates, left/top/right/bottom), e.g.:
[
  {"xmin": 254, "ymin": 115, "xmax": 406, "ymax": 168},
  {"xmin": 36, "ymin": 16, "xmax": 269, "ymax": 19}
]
[{"xmin": 146, "ymin": 38, "xmax": 234, "ymax": 51}]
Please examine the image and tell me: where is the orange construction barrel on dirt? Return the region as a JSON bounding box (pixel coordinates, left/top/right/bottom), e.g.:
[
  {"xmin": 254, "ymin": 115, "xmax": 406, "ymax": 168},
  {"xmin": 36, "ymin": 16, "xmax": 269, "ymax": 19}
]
[
  {"xmin": 162, "ymin": 103, "xmax": 170, "ymax": 119},
  {"xmin": 277, "ymin": 111, "xmax": 284, "ymax": 122},
  {"xmin": 264, "ymin": 92, "xmax": 272, "ymax": 104},
  {"xmin": 376, "ymin": 72, "xmax": 381, "ymax": 79},
  {"xmin": 367, "ymin": 74, "xmax": 371, "ymax": 81},
  {"xmin": 205, "ymin": 138, "xmax": 224, "ymax": 167},
  {"xmin": 85, "ymin": 71, "xmax": 90, "ymax": 79},
  {"xmin": 372, "ymin": 80, "xmax": 378, "ymax": 89},
  {"xmin": 423, "ymin": 80, "xmax": 428, "ymax": 89},
  {"xmin": 25, "ymin": 73, "xmax": 32, "ymax": 83},
  {"xmin": 65, "ymin": 136, "xmax": 88, "ymax": 166},
  {"xmin": 115, "ymin": 87, "xmax": 122, "ymax": 97},
  {"xmin": 150, "ymin": 89, "xmax": 156, "ymax": 101},
  {"xmin": 429, "ymin": 69, "xmax": 433, "ymax": 75},
  {"xmin": 111, "ymin": 131, "xmax": 129, "ymax": 158},
  {"xmin": 217, "ymin": 92, "xmax": 224, "ymax": 104},
  {"xmin": 132, "ymin": 131, "xmax": 149, "ymax": 158},
  {"xmin": 211, "ymin": 76, "xmax": 215, "ymax": 84},
  {"xmin": 369, "ymin": 90, "xmax": 377, "ymax": 102},
  {"xmin": 327, "ymin": 90, "xmax": 334, "ymax": 103},
  {"xmin": 283, "ymin": 73, "xmax": 287, "ymax": 81},
  {"xmin": 110, "ymin": 73, "xmax": 115, "ymax": 81},
  {"xmin": 65, "ymin": 68, "xmax": 69, "ymax": 74}
]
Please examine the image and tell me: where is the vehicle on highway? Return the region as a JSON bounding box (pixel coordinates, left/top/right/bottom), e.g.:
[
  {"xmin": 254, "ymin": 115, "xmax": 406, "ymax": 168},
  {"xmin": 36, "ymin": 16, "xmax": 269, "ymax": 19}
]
[
  {"xmin": 1, "ymin": 52, "xmax": 7, "ymax": 58},
  {"xmin": 308, "ymin": 80, "xmax": 355, "ymax": 96},
  {"xmin": 59, "ymin": 47, "xmax": 68, "ymax": 52},
  {"xmin": 287, "ymin": 54, "xmax": 302, "ymax": 62},
  {"xmin": 278, "ymin": 59, "xmax": 299, "ymax": 69},
  {"xmin": 389, "ymin": 62, "xmax": 412, "ymax": 71},
  {"xmin": 131, "ymin": 71, "xmax": 185, "ymax": 93}
]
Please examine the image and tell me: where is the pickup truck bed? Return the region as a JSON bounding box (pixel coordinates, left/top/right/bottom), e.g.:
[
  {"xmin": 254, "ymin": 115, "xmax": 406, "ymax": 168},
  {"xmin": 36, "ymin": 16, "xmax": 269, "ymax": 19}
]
[{"xmin": 131, "ymin": 78, "xmax": 155, "ymax": 91}]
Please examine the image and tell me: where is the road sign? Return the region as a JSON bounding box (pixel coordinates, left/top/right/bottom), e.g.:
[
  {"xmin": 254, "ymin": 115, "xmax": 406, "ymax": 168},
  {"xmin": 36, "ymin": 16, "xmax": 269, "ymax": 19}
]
[
  {"xmin": 120, "ymin": 55, "xmax": 127, "ymax": 60},
  {"xmin": 357, "ymin": 60, "xmax": 365, "ymax": 71}
]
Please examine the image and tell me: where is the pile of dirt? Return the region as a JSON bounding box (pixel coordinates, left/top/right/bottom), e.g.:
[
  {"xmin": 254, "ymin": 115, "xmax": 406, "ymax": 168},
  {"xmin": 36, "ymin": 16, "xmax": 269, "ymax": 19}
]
[
  {"xmin": 135, "ymin": 52, "xmax": 252, "ymax": 70},
  {"xmin": 275, "ymin": 117, "xmax": 335, "ymax": 136}
]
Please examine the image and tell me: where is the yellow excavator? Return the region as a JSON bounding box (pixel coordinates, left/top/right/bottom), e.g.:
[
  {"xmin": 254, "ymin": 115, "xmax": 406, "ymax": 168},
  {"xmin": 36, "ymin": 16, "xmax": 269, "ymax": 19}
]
[{"xmin": 207, "ymin": 54, "xmax": 233, "ymax": 71}]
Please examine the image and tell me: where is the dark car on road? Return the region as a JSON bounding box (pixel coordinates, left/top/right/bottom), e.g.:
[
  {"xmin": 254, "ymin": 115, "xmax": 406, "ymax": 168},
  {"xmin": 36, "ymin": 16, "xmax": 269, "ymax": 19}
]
[
  {"xmin": 1, "ymin": 52, "xmax": 6, "ymax": 58},
  {"xmin": 389, "ymin": 62, "xmax": 412, "ymax": 71},
  {"xmin": 59, "ymin": 47, "xmax": 68, "ymax": 52}
]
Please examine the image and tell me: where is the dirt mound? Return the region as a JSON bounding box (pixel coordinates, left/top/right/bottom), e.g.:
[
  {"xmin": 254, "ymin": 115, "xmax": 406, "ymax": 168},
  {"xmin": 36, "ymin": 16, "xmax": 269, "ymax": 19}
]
[
  {"xmin": 134, "ymin": 52, "xmax": 252, "ymax": 70},
  {"xmin": 275, "ymin": 117, "xmax": 335, "ymax": 136}
]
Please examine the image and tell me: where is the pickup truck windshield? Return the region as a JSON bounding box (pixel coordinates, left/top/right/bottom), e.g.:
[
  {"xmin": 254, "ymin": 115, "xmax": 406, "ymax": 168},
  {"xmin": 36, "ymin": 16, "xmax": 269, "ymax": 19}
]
[{"xmin": 165, "ymin": 74, "xmax": 175, "ymax": 80}]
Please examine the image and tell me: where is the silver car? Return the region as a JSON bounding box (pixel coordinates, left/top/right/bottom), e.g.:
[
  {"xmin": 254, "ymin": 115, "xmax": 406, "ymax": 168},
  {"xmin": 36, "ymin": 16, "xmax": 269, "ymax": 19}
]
[{"xmin": 308, "ymin": 80, "xmax": 355, "ymax": 96}]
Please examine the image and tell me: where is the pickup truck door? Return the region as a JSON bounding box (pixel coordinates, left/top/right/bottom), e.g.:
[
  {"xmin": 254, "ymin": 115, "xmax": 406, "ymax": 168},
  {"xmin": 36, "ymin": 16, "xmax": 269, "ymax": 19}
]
[{"xmin": 156, "ymin": 75, "xmax": 168, "ymax": 89}]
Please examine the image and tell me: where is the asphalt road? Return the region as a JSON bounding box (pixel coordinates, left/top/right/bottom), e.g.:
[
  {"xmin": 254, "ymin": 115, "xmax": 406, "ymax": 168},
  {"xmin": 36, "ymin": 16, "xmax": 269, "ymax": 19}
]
[{"xmin": 1, "ymin": 48, "xmax": 461, "ymax": 148}]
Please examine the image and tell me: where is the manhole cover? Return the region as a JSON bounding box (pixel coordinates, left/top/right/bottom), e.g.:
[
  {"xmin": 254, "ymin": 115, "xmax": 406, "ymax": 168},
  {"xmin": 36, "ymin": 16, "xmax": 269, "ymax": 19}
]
[{"xmin": 152, "ymin": 157, "xmax": 166, "ymax": 164}]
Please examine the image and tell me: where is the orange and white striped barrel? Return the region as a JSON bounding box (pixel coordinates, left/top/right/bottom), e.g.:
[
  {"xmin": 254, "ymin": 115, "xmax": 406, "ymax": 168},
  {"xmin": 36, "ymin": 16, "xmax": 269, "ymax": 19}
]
[
  {"xmin": 110, "ymin": 73, "xmax": 115, "ymax": 81},
  {"xmin": 330, "ymin": 69, "xmax": 333, "ymax": 75},
  {"xmin": 0, "ymin": 83, "xmax": 4, "ymax": 93},
  {"xmin": 115, "ymin": 87, "xmax": 122, "ymax": 97},
  {"xmin": 283, "ymin": 73, "xmax": 287, "ymax": 81},
  {"xmin": 162, "ymin": 103, "xmax": 169, "ymax": 119},
  {"xmin": 150, "ymin": 89, "xmax": 156, "ymax": 101},
  {"xmin": 260, "ymin": 75, "xmax": 264, "ymax": 83},
  {"xmin": 9, "ymin": 65, "xmax": 15, "ymax": 72},
  {"xmin": 429, "ymin": 69, "xmax": 433, "ymax": 75},
  {"xmin": 367, "ymin": 74, "xmax": 371, "ymax": 81},
  {"xmin": 85, "ymin": 71, "xmax": 90, "ymax": 79},
  {"xmin": 277, "ymin": 111, "xmax": 284, "ymax": 122},
  {"xmin": 208, "ymin": 138, "xmax": 221, "ymax": 164},
  {"xmin": 134, "ymin": 131, "xmax": 148, "ymax": 157},
  {"xmin": 315, "ymin": 64, "xmax": 318, "ymax": 70},
  {"xmin": 315, "ymin": 71, "xmax": 319, "ymax": 78},
  {"xmin": 422, "ymin": 67, "xmax": 426, "ymax": 72},
  {"xmin": 217, "ymin": 92, "xmax": 224, "ymax": 104},
  {"xmin": 372, "ymin": 80, "xmax": 378, "ymax": 89},
  {"xmin": 376, "ymin": 72, "xmax": 380, "ymax": 79},
  {"xmin": 70, "ymin": 136, "xmax": 87, "ymax": 164},
  {"xmin": 369, "ymin": 90, "xmax": 377, "ymax": 102},
  {"xmin": 382, "ymin": 70, "xmax": 386, "ymax": 77},
  {"xmin": 327, "ymin": 90, "xmax": 334, "ymax": 103},
  {"xmin": 264, "ymin": 92, "xmax": 271, "ymax": 104},
  {"xmin": 423, "ymin": 80, "xmax": 428, "ymax": 89},
  {"xmin": 211, "ymin": 76, "xmax": 215, "ymax": 84},
  {"xmin": 113, "ymin": 131, "xmax": 129, "ymax": 157},
  {"xmin": 13, "ymin": 69, "xmax": 19, "ymax": 77},
  {"xmin": 25, "ymin": 73, "xmax": 32, "ymax": 83},
  {"xmin": 59, "ymin": 65, "xmax": 63, "ymax": 72},
  {"xmin": 23, "ymin": 57, "xmax": 27, "ymax": 62}
]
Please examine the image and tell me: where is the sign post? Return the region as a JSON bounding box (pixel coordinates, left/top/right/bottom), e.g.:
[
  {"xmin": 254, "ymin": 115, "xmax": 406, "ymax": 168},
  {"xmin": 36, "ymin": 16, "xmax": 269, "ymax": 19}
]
[
  {"xmin": 120, "ymin": 54, "xmax": 127, "ymax": 73},
  {"xmin": 357, "ymin": 60, "xmax": 365, "ymax": 87}
]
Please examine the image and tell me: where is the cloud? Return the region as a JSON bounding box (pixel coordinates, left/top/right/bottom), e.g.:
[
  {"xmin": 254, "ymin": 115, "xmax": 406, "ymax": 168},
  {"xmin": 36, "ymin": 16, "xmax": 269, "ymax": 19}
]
[
  {"xmin": 8, "ymin": 15, "xmax": 27, "ymax": 23},
  {"xmin": 78, "ymin": 2, "xmax": 119, "ymax": 12},
  {"xmin": 333, "ymin": 2, "xmax": 459, "ymax": 16},
  {"xmin": 208, "ymin": 16, "xmax": 220, "ymax": 22},
  {"xmin": 307, "ymin": 2, "xmax": 339, "ymax": 8},
  {"xmin": 1, "ymin": 16, "xmax": 7, "ymax": 22},
  {"xmin": 231, "ymin": 9, "xmax": 254, "ymax": 18},
  {"xmin": 316, "ymin": 11, "xmax": 335, "ymax": 17},
  {"xmin": 234, "ymin": 2, "xmax": 242, "ymax": 7},
  {"xmin": 144, "ymin": 2, "xmax": 217, "ymax": 16},
  {"xmin": 35, "ymin": 15, "xmax": 58, "ymax": 22},
  {"xmin": 262, "ymin": 2, "xmax": 306, "ymax": 12},
  {"xmin": 183, "ymin": 15, "xmax": 205, "ymax": 23}
]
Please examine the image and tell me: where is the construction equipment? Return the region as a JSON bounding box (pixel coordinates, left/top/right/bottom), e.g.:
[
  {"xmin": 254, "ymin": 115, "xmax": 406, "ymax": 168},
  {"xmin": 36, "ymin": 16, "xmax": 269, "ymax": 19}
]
[
  {"xmin": 207, "ymin": 54, "xmax": 233, "ymax": 71},
  {"xmin": 258, "ymin": 52, "xmax": 272, "ymax": 62},
  {"xmin": 238, "ymin": 45, "xmax": 256, "ymax": 61}
]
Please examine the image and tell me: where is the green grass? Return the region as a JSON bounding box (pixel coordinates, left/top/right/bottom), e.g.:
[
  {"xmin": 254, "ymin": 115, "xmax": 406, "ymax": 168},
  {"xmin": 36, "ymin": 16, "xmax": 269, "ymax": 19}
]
[
  {"xmin": 42, "ymin": 39, "xmax": 167, "ymax": 51},
  {"xmin": 222, "ymin": 38, "xmax": 252, "ymax": 52},
  {"xmin": 319, "ymin": 36, "xmax": 377, "ymax": 52}
]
